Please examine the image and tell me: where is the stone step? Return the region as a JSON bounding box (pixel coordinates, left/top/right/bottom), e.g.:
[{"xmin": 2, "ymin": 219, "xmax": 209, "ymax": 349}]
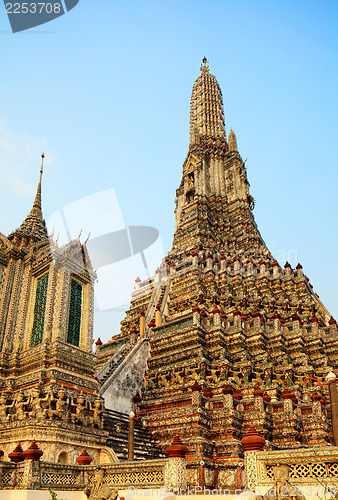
[{"xmin": 103, "ymin": 409, "xmax": 165, "ymax": 461}]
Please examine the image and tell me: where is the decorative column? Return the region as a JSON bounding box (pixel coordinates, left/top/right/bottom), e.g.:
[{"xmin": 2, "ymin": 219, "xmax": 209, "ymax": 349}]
[
  {"xmin": 51, "ymin": 269, "xmax": 68, "ymax": 342},
  {"xmin": 241, "ymin": 424, "xmax": 265, "ymax": 491},
  {"xmin": 128, "ymin": 410, "xmax": 135, "ymax": 460},
  {"xmin": 326, "ymin": 371, "xmax": 338, "ymax": 446},
  {"xmin": 192, "ymin": 304, "xmax": 200, "ymax": 326},
  {"xmin": 155, "ymin": 305, "xmax": 162, "ymax": 327},
  {"xmin": 139, "ymin": 311, "xmax": 145, "ymax": 338},
  {"xmin": 164, "ymin": 436, "xmax": 188, "ymax": 491},
  {"xmin": 129, "ymin": 326, "xmax": 137, "ymax": 345},
  {"xmin": 212, "ymin": 304, "xmax": 221, "ymax": 327},
  {"xmin": 22, "ymin": 441, "xmax": 43, "ymax": 489},
  {"xmin": 191, "ymin": 380, "xmax": 202, "ymax": 408},
  {"xmin": 253, "ymin": 387, "xmax": 264, "ymax": 412}
]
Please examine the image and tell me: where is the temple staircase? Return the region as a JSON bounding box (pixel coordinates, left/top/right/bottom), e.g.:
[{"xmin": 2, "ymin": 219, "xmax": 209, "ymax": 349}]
[
  {"xmin": 98, "ymin": 337, "xmax": 149, "ymax": 397},
  {"xmin": 146, "ymin": 278, "xmax": 171, "ymax": 327},
  {"xmin": 103, "ymin": 409, "xmax": 165, "ymax": 461},
  {"xmin": 96, "ymin": 341, "xmax": 134, "ymax": 387}
]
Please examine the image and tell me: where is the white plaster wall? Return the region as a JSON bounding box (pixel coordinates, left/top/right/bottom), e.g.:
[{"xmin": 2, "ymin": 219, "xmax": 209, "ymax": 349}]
[{"xmin": 102, "ymin": 341, "xmax": 150, "ymax": 414}]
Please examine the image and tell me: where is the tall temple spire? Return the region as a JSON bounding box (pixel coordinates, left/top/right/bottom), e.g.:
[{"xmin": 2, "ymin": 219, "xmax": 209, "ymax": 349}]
[
  {"xmin": 189, "ymin": 57, "xmax": 226, "ymax": 144},
  {"xmin": 30, "ymin": 152, "xmax": 44, "ymax": 219},
  {"xmin": 172, "ymin": 60, "xmax": 267, "ymax": 255},
  {"xmin": 118, "ymin": 62, "xmax": 337, "ymax": 479},
  {"xmin": 8, "ymin": 153, "xmax": 48, "ymax": 244}
]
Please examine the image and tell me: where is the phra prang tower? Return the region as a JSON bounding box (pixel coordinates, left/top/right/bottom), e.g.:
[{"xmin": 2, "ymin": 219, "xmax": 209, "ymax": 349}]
[
  {"xmin": 100, "ymin": 58, "xmax": 338, "ymax": 488},
  {"xmin": 0, "ymin": 155, "xmax": 115, "ymax": 464}
]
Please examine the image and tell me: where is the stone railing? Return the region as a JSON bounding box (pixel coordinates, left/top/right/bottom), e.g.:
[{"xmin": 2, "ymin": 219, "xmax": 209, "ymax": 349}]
[
  {"xmin": 96, "ymin": 341, "xmax": 132, "ymax": 383},
  {"xmin": 0, "ymin": 458, "xmax": 172, "ymax": 491},
  {"xmin": 0, "ymin": 462, "xmax": 18, "ymax": 489},
  {"xmin": 245, "ymin": 446, "xmax": 338, "ymax": 490},
  {"xmin": 85, "ymin": 459, "xmax": 166, "ymax": 489},
  {"xmin": 39, "ymin": 462, "xmax": 86, "ymax": 490},
  {"xmin": 0, "ymin": 435, "xmax": 188, "ymax": 492}
]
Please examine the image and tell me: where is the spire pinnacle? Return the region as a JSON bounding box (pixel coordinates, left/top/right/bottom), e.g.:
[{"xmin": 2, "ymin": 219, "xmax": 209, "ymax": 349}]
[
  {"xmin": 200, "ymin": 56, "xmax": 210, "ymax": 75},
  {"xmin": 30, "ymin": 153, "xmax": 44, "ymax": 218},
  {"xmin": 190, "ymin": 60, "xmax": 225, "ymax": 143},
  {"xmin": 8, "ymin": 153, "xmax": 48, "ymax": 243}
]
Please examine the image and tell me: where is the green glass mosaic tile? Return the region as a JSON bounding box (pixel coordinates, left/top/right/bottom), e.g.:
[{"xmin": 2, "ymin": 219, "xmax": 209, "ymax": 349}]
[
  {"xmin": 67, "ymin": 279, "xmax": 82, "ymax": 347},
  {"xmin": 31, "ymin": 273, "xmax": 49, "ymax": 346}
]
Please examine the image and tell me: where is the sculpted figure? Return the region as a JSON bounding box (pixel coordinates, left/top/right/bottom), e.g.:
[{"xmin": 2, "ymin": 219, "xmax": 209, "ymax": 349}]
[
  {"xmin": 188, "ymin": 173, "xmax": 194, "ymax": 189},
  {"xmin": 256, "ymin": 465, "xmax": 306, "ymax": 500},
  {"xmin": 89, "ymin": 397, "xmax": 103, "ymax": 429},
  {"xmin": 158, "ymin": 373, "xmax": 170, "ymax": 388},
  {"xmin": 146, "ymin": 376, "xmax": 156, "ymax": 391},
  {"xmin": 45, "ymin": 387, "xmax": 69, "ymax": 421},
  {"xmin": 207, "ymin": 368, "xmax": 219, "ymax": 384},
  {"xmin": 11, "ymin": 391, "xmax": 29, "ymax": 421},
  {"xmin": 221, "ymin": 365, "xmax": 229, "ymax": 381},
  {"xmin": 28, "ymin": 386, "xmax": 50, "ymax": 419},
  {"xmin": 72, "ymin": 392, "xmax": 87, "ymax": 425},
  {"xmin": 172, "ymin": 370, "xmax": 184, "ymax": 384},
  {"xmin": 264, "ymin": 367, "xmax": 273, "ymax": 386},
  {"xmin": 84, "ymin": 468, "xmax": 118, "ymax": 500},
  {"xmin": 0, "ymin": 392, "xmax": 13, "ymax": 422},
  {"xmin": 188, "ymin": 366, "xmax": 199, "ymax": 381}
]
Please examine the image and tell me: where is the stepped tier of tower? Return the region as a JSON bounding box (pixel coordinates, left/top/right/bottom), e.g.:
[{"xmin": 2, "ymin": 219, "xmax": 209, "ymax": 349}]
[{"xmin": 97, "ymin": 60, "xmax": 338, "ymax": 488}]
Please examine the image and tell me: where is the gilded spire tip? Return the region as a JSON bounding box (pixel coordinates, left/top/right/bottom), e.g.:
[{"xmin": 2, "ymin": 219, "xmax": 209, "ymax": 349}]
[
  {"xmin": 40, "ymin": 153, "xmax": 44, "ymax": 175},
  {"xmin": 201, "ymin": 56, "xmax": 210, "ymax": 75},
  {"xmin": 31, "ymin": 153, "xmax": 44, "ymax": 214}
]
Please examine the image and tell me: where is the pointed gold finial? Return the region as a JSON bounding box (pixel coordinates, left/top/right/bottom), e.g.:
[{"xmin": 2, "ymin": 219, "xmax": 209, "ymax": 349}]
[
  {"xmin": 201, "ymin": 56, "xmax": 210, "ymax": 75},
  {"xmin": 31, "ymin": 153, "xmax": 44, "ymax": 214},
  {"xmin": 40, "ymin": 153, "xmax": 44, "ymax": 177},
  {"xmin": 8, "ymin": 151, "xmax": 48, "ymax": 242}
]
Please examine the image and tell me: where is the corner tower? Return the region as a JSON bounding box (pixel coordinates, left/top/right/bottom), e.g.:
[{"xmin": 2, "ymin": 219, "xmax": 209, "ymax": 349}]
[
  {"xmin": 0, "ymin": 155, "xmax": 95, "ymax": 353},
  {"xmin": 0, "ymin": 157, "xmax": 114, "ymax": 464}
]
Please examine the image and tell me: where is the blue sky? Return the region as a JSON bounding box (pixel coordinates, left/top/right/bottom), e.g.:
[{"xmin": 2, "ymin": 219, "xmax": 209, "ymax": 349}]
[{"xmin": 0, "ymin": 0, "xmax": 337, "ymax": 342}]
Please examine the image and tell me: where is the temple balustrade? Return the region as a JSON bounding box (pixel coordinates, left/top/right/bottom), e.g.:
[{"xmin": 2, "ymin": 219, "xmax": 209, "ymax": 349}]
[
  {"xmin": 0, "ymin": 458, "xmax": 167, "ymax": 491},
  {"xmin": 245, "ymin": 446, "xmax": 338, "ymax": 491}
]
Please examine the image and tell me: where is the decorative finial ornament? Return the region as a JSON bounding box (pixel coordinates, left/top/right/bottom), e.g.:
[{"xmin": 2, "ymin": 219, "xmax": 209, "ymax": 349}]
[
  {"xmin": 228, "ymin": 129, "xmax": 238, "ymax": 152},
  {"xmin": 201, "ymin": 56, "xmax": 210, "ymax": 74},
  {"xmin": 7, "ymin": 151, "xmax": 48, "ymax": 242}
]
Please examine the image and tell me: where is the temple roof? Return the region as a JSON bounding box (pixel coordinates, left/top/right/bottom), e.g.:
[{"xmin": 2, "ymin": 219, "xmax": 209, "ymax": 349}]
[
  {"xmin": 189, "ymin": 57, "xmax": 226, "ymax": 144},
  {"xmin": 8, "ymin": 154, "xmax": 48, "ymax": 243}
]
